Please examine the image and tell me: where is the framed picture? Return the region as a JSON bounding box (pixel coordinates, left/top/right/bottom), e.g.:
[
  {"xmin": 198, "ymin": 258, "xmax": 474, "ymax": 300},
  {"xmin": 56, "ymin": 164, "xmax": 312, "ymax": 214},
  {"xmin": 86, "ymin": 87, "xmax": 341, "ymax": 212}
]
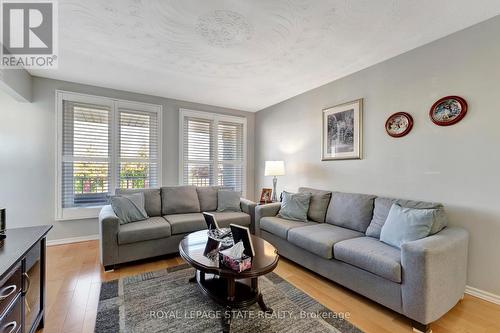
[
  {"xmin": 322, "ymin": 99, "xmax": 363, "ymax": 160},
  {"xmin": 429, "ymin": 96, "xmax": 468, "ymax": 126},
  {"xmin": 259, "ymin": 188, "xmax": 273, "ymax": 203},
  {"xmin": 385, "ymin": 112, "xmax": 413, "ymax": 138}
]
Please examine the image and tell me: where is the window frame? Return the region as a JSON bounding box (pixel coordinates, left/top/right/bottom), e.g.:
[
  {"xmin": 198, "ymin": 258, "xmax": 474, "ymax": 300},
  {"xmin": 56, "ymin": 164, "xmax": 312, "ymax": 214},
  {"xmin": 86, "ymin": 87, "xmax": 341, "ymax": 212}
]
[
  {"xmin": 55, "ymin": 90, "xmax": 162, "ymax": 221},
  {"xmin": 179, "ymin": 109, "xmax": 247, "ymax": 197}
]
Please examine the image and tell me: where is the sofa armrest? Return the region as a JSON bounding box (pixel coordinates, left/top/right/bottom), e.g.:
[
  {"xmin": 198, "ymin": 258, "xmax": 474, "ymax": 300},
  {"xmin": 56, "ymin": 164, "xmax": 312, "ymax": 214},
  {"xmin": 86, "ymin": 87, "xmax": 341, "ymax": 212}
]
[
  {"xmin": 240, "ymin": 198, "xmax": 257, "ymax": 233},
  {"xmin": 401, "ymin": 227, "xmax": 469, "ymax": 324},
  {"xmin": 254, "ymin": 202, "xmax": 281, "ymax": 236},
  {"xmin": 99, "ymin": 205, "xmax": 120, "ymax": 267}
]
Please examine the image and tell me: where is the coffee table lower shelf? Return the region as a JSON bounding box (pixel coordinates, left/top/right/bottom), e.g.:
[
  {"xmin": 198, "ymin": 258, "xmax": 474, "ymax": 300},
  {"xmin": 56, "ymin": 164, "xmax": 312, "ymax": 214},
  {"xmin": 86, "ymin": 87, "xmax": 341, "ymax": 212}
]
[{"xmin": 189, "ymin": 270, "xmax": 273, "ymax": 332}]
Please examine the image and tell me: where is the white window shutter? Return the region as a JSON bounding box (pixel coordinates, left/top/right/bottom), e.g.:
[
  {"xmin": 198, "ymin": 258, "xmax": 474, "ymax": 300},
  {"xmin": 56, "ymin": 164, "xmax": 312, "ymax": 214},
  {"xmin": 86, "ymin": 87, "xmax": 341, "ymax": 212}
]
[
  {"xmin": 182, "ymin": 116, "xmax": 215, "ymax": 187},
  {"xmin": 117, "ymin": 107, "xmax": 160, "ymax": 189},
  {"xmin": 180, "ymin": 110, "xmax": 246, "ymax": 195},
  {"xmin": 217, "ymin": 121, "xmax": 244, "ymax": 193},
  {"xmin": 61, "ymin": 101, "xmax": 111, "ymax": 208}
]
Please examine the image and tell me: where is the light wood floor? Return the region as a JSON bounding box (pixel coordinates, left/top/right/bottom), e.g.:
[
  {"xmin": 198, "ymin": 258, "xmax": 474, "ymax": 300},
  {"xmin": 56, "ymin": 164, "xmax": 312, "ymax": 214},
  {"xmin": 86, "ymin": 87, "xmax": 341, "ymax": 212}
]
[{"xmin": 41, "ymin": 240, "xmax": 500, "ymax": 333}]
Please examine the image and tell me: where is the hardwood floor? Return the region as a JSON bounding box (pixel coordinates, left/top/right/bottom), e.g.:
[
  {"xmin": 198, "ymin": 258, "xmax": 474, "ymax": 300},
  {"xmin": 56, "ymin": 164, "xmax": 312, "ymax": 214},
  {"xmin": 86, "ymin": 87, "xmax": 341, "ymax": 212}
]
[{"xmin": 41, "ymin": 240, "xmax": 500, "ymax": 333}]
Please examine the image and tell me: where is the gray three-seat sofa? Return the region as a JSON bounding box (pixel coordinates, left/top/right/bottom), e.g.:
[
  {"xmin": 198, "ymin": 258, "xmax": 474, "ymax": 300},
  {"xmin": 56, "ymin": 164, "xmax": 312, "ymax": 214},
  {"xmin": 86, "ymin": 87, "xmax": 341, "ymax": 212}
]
[
  {"xmin": 99, "ymin": 185, "xmax": 256, "ymax": 271},
  {"xmin": 255, "ymin": 187, "xmax": 468, "ymax": 333}
]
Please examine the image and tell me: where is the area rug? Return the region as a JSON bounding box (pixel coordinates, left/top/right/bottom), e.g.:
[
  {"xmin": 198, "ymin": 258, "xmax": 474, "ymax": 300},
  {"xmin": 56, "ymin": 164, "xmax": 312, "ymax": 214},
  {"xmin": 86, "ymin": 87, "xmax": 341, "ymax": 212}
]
[{"xmin": 95, "ymin": 264, "xmax": 363, "ymax": 333}]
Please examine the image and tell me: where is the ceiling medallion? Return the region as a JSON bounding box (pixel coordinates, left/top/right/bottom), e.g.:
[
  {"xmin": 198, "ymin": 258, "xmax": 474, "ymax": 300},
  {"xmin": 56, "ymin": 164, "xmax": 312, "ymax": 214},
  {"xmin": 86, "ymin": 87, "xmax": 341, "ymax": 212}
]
[{"xmin": 196, "ymin": 10, "xmax": 253, "ymax": 48}]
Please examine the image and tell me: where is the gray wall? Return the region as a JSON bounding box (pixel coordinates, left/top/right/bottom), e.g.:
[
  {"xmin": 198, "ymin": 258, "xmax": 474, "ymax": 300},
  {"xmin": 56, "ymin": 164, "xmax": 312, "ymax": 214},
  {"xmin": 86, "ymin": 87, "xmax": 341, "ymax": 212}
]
[
  {"xmin": 255, "ymin": 16, "xmax": 500, "ymax": 296},
  {"xmin": 0, "ymin": 68, "xmax": 32, "ymax": 102},
  {"xmin": 0, "ymin": 76, "xmax": 255, "ymax": 241}
]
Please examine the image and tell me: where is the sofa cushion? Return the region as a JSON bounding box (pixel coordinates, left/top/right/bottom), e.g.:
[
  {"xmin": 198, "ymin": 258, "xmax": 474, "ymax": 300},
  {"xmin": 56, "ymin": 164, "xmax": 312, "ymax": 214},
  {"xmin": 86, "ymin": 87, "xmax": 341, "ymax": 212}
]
[
  {"xmin": 197, "ymin": 186, "xmax": 221, "ymax": 212},
  {"xmin": 287, "ymin": 224, "xmax": 363, "ymax": 259},
  {"xmin": 164, "ymin": 213, "xmax": 205, "ymax": 235},
  {"xmin": 118, "ymin": 217, "xmax": 171, "ymax": 245},
  {"xmin": 260, "ymin": 216, "xmax": 316, "ymax": 239},
  {"xmin": 298, "ymin": 187, "xmax": 332, "ymax": 223},
  {"xmin": 366, "ymin": 197, "xmax": 445, "ymax": 239},
  {"xmin": 334, "ymin": 237, "xmax": 402, "ymax": 283},
  {"xmin": 212, "ymin": 212, "xmax": 251, "ymax": 228},
  {"xmin": 161, "ymin": 186, "xmax": 200, "ymax": 215},
  {"xmin": 115, "ymin": 188, "xmax": 161, "ymax": 217},
  {"xmin": 326, "ymin": 192, "xmax": 376, "ymax": 232}
]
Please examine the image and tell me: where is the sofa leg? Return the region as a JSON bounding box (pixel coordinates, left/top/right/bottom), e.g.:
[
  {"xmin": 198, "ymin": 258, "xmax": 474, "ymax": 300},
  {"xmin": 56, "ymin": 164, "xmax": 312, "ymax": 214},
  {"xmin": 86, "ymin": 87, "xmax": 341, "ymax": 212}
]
[
  {"xmin": 104, "ymin": 264, "xmax": 115, "ymax": 272},
  {"xmin": 411, "ymin": 320, "xmax": 431, "ymax": 333}
]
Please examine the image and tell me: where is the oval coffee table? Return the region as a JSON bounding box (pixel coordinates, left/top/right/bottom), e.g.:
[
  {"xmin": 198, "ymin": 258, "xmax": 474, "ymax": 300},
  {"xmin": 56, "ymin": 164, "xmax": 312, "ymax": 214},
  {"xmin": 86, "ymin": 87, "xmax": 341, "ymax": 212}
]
[{"xmin": 179, "ymin": 230, "xmax": 279, "ymax": 332}]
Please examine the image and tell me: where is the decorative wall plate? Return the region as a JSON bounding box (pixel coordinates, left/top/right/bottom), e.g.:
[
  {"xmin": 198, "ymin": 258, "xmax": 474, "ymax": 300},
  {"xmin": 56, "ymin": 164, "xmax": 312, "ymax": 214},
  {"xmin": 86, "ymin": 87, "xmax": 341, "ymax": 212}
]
[
  {"xmin": 385, "ymin": 112, "xmax": 413, "ymax": 138},
  {"xmin": 429, "ymin": 96, "xmax": 468, "ymax": 126}
]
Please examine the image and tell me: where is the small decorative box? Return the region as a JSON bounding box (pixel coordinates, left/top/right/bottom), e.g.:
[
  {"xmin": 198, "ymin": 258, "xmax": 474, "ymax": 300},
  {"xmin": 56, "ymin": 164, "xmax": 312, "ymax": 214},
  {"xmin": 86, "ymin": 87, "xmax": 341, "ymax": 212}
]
[{"xmin": 219, "ymin": 252, "xmax": 252, "ymax": 272}]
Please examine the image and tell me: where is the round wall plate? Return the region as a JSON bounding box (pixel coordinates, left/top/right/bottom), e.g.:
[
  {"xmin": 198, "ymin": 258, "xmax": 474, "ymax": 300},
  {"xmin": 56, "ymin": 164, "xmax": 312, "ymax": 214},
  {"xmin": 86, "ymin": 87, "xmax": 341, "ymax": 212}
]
[
  {"xmin": 429, "ymin": 96, "xmax": 468, "ymax": 126},
  {"xmin": 385, "ymin": 112, "xmax": 413, "ymax": 138}
]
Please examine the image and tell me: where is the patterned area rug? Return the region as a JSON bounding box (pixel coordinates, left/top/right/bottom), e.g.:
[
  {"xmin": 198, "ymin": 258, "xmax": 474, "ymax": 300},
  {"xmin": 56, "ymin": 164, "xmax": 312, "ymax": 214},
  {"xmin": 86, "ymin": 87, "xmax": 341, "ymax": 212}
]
[{"xmin": 95, "ymin": 264, "xmax": 363, "ymax": 333}]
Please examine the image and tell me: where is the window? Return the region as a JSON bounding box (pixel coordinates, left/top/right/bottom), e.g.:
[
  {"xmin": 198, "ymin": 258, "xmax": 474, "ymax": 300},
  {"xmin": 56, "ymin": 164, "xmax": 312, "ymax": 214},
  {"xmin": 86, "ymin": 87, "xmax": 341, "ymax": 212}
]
[
  {"xmin": 180, "ymin": 109, "xmax": 246, "ymax": 195},
  {"xmin": 56, "ymin": 91, "xmax": 162, "ymax": 220}
]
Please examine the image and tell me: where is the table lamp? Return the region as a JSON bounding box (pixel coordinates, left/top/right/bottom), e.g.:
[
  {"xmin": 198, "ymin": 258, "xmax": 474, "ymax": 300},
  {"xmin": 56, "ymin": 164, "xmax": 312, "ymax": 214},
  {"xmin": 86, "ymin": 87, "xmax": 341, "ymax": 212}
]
[{"xmin": 264, "ymin": 161, "xmax": 285, "ymax": 202}]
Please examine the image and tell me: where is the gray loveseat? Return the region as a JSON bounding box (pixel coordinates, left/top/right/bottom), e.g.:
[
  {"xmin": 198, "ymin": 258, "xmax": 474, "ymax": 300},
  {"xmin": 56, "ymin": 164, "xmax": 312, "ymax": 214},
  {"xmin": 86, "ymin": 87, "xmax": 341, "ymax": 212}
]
[
  {"xmin": 99, "ymin": 185, "xmax": 256, "ymax": 271},
  {"xmin": 255, "ymin": 187, "xmax": 468, "ymax": 333}
]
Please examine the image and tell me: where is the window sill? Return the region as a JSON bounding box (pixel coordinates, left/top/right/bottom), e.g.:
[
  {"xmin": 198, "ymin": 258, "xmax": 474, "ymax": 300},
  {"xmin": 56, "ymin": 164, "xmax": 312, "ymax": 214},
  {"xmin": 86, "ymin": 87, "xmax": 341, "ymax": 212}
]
[{"xmin": 56, "ymin": 206, "xmax": 104, "ymax": 221}]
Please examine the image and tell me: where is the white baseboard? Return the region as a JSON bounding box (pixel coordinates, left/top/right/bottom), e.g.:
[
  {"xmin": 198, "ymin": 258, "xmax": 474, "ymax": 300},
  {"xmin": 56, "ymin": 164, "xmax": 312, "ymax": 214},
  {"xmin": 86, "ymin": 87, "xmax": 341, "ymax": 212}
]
[
  {"xmin": 465, "ymin": 285, "xmax": 500, "ymax": 305},
  {"xmin": 47, "ymin": 234, "xmax": 99, "ymax": 246}
]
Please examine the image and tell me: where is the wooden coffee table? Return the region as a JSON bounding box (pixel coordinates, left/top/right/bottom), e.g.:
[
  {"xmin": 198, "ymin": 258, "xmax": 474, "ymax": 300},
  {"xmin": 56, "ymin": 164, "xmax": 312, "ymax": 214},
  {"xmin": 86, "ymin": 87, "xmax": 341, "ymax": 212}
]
[{"xmin": 179, "ymin": 230, "xmax": 279, "ymax": 332}]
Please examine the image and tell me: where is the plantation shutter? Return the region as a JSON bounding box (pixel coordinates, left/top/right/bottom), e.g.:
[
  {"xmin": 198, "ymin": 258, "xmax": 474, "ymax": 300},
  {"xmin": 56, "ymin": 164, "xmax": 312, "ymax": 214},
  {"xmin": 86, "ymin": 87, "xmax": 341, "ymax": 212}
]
[
  {"xmin": 181, "ymin": 111, "xmax": 246, "ymax": 194},
  {"xmin": 61, "ymin": 101, "xmax": 111, "ymax": 208},
  {"xmin": 117, "ymin": 107, "xmax": 160, "ymax": 189},
  {"xmin": 182, "ymin": 116, "xmax": 214, "ymax": 187},
  {"xmin": 217, "ymin": 121, "xmax": 244, "ymax": 192}
]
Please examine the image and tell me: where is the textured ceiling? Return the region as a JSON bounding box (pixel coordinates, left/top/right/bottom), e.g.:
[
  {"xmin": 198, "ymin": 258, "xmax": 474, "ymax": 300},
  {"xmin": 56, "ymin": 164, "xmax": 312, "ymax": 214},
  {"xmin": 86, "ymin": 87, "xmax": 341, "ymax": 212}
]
[{"xmin": 29, "ymin": 1, "xmax": 500, "ymax": 111}]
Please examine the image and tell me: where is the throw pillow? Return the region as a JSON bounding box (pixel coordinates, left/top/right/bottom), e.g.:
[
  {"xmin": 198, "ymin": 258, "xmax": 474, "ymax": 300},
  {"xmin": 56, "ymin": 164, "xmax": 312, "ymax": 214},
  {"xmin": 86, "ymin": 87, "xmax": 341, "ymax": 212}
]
[
  {"xmin": 111, "ymin": 193, "xmax": 149, "ymax": 224},
  {"xmin": 380, "ymin": 203, "xmax": 436, "ymax": 249},
  {"xmin": 278, "ymin": 191, "xmax": 312, "ymax": 222},
  {"xmin": 366, "ymin": 197, "xmax": 447, "ymax": 239},
  {"xmin": 217, "ymin": 190, "xmax": 241, "ymax": 212}
]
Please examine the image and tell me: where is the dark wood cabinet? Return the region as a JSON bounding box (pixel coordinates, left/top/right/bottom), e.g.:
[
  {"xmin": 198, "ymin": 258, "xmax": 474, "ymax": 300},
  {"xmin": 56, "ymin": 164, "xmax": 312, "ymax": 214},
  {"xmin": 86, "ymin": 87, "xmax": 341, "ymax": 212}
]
[{"xmin": 0, "ymin": 226, "xmax": 51, "ymax": 333}]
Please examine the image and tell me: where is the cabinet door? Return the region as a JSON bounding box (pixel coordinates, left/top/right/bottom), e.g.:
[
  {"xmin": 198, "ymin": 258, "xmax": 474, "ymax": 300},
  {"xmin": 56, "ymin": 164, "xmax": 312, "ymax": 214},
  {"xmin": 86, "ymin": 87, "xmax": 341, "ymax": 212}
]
[{"xmin": 23, "ymin": 242, "xmax": 41, "ymax": 333}]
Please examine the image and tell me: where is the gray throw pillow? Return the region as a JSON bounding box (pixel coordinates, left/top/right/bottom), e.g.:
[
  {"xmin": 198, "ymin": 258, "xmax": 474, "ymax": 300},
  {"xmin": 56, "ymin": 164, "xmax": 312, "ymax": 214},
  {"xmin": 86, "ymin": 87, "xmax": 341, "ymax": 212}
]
[
  {"xmin": 380, "ymin": 204, "xmax": 436, "ymax": 249},
  {"xmin": 115, "ymin": 188, "xmax": 161, "ymax": 217},
  {"xmin": 278, "ymin": 191, "xmax": 312, "ymax": 222},
  {"xmin": 111, "ymin": 193, "xmax": 149, "ymax": 224},
  {"xmin": 217, "ymin": 190, "xmax": 241, "ymax": 212}
]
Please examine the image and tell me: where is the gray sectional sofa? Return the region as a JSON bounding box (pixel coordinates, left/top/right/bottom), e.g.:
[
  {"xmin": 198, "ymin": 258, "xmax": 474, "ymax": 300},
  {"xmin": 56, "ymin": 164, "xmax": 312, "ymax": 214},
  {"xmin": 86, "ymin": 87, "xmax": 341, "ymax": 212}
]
[
  {"xmin": 255, "ymin": 187, "xmax": 469, "ymax": 333},
  {"xmin": 99, "ymin": 185, "xmax": 256, "ymax": 271}
]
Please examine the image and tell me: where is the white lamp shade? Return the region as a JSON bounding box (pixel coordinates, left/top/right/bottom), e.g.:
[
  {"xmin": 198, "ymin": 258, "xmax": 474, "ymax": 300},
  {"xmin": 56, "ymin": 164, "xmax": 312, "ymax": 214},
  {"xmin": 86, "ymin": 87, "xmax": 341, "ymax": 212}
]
[{"xmin": 265, "ymin": 161, "xmax": 285, "ymax": 176}]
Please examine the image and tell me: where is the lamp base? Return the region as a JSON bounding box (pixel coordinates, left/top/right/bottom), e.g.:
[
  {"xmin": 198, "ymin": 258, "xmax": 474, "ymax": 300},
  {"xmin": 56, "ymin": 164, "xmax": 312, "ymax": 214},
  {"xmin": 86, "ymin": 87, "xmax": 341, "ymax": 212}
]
[{"xmin": 271, "ymin": 176, "xmax": 278, "ymax": 202}]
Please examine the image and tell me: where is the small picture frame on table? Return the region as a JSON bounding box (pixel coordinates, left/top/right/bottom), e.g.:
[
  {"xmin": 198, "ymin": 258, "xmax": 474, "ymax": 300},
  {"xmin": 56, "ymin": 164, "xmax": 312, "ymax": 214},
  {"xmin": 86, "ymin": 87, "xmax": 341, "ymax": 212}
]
[
  {"xmin": 259, "ymin": 188, "xmax": 273, "ymax": 204},
  {"xmin": 0, "ymin": 208, "xmax": 5, "ymax": 241}
]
